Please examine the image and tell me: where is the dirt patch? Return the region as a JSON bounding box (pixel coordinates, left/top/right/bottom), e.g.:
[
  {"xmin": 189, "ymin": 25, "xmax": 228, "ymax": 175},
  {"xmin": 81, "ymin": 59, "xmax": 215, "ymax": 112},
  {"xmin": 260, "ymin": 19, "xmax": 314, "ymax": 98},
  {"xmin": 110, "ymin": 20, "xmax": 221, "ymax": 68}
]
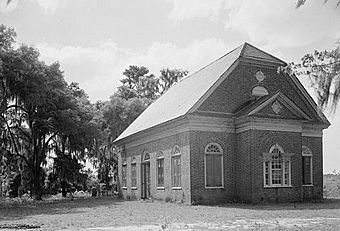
[{"xmin": 2, "ymin": 197, "xmax": 340, "ymax": 230}]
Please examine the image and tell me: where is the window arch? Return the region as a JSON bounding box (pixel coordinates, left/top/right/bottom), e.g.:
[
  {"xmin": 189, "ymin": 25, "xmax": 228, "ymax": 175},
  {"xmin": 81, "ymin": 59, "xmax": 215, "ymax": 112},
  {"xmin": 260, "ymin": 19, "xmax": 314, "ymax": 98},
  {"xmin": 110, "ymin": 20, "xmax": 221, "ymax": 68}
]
[
  {"xmin": 263, "ymin": 143, "xmax": 291, "ymax": 187},
  {"xmin": 171, "ymin": 145, "xmax": 181, "ymax": 187},
  {"xmin": 302, "ymin": 146, "xmax": 313, "ymax": 185},
  {"xmin": 205, "ymin": 142, "xmax": 224, "ymax": 188},
  {"xmin": 142, "ymin": 150, "xmax": 150, "ymax": 162},
  {"xmin": 252, "ymin": 86, "xmax": 269, "ymax": 97}
]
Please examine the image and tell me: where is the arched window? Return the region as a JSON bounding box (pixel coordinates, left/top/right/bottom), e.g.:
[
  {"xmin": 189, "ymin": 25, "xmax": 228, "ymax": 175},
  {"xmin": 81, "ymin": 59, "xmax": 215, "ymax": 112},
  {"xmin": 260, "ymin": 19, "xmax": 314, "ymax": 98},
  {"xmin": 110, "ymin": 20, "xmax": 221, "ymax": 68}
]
[
  {"xmin": 157, "ymin": 151, "xmax": 164, "ymax": 187},
  {"xmin": 171, "ymin": 145, "xmax": 181, "ymax": 187},
  {"xmin": 205, "ymin": 143, "xmax": 224, "ymax": 188},
  {"xmin": 263, "ymin": 143, "xmax": 291, "ymax": 187},
  {"xmin": 252, "ymin": 86, "xmax": 269, "ymax": 97},
  {"xmin": 302, "ymin": 146, "xmax": 313, "ymax": 185}
]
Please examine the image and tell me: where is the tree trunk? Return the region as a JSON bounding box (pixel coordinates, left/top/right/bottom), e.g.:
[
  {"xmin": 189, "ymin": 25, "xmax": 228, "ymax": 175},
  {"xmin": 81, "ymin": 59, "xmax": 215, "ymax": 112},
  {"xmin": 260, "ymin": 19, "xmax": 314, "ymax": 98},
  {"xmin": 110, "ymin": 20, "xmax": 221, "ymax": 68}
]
[
  {"xmin": 61, "ymin": 180, "xmax": 67, "ymax": 197},
  {"xmin": 31, "ymin": 166, "xmax": 42, "ymax": 200}
]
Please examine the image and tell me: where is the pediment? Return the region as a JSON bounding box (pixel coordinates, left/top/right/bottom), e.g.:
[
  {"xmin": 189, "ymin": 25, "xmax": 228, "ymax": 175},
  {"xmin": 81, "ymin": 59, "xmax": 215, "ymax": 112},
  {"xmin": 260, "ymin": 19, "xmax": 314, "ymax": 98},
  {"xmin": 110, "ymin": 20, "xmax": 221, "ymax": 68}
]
[{"xmin": 248, "ymin": 92, "xmax": 312, "ymax": 121}]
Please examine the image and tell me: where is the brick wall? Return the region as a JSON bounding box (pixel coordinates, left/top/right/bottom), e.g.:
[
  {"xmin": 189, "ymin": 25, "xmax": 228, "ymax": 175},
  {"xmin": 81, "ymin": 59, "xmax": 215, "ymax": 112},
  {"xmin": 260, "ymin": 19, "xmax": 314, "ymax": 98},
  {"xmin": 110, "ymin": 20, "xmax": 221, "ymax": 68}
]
[
  {"xmin": 118, "ymin": 131, "xmax": 191, "ymax": 203},
  {"xmin": 248, "ymin": 130, "xmax": 303, "ymax": 203},
  {"xmin": 197, "ymin": 62, "xmax": 320, "ymax": 123},
  {"xmin": 235, "ymin": 130, "xmax": 252, "ymax": 202},
  {"xmin": 302, "ymin": 136, "xmax": 323, "ymax": 201},
  {"xmin": 189, "ymin": 131, "xmax": 236, "ymax": 204}
]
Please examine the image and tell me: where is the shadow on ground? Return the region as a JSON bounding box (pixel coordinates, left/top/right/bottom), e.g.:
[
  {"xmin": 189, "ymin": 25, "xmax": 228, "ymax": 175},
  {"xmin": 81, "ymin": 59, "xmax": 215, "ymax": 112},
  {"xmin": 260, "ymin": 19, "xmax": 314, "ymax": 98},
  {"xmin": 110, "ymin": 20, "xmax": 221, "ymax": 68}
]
[
  {"xmin": 215, "ymin": 198, "xmax": 340, "ymax": 211},
  {"xmin": 0, "ymin": 196, "xmax": 124, "ymax": 221}
]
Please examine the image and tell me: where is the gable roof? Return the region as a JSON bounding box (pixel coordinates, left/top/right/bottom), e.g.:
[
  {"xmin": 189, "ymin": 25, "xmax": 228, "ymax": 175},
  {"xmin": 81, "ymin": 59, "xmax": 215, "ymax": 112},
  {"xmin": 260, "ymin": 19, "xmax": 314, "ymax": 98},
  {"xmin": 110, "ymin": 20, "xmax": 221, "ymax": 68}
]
[
  {"xmin": 114, "ymin": 43, "xmax": 328, "ymax": 143},
  {"xmin": 235, "ymin": 91, "xmax": 312, "ymax": 120}
]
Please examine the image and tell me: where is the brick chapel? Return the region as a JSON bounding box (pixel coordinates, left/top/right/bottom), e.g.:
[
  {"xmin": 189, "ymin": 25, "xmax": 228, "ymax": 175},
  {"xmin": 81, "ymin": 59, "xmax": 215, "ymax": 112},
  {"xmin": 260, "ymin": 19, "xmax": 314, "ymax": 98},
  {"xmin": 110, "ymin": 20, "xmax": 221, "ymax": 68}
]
[{"xmin": 114, "ymin": 43, "xmax": 330, "ymax": 204}]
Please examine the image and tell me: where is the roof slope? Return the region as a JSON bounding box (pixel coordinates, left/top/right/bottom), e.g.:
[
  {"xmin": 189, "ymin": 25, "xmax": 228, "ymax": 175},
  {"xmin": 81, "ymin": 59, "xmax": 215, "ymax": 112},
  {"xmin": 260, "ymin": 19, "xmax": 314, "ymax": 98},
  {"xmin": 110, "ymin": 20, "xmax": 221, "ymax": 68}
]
[{"xmin": 114, "ymin": 42, "xmax": 311, "ymax": 143}]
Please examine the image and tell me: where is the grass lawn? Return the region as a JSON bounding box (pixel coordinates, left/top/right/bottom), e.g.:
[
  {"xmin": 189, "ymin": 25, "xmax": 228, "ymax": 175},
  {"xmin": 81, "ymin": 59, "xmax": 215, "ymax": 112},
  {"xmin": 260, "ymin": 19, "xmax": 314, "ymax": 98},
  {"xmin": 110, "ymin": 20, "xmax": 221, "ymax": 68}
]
[{"xmin": 2, "ymin": 196, "xmax": 340, "ymax": 230}]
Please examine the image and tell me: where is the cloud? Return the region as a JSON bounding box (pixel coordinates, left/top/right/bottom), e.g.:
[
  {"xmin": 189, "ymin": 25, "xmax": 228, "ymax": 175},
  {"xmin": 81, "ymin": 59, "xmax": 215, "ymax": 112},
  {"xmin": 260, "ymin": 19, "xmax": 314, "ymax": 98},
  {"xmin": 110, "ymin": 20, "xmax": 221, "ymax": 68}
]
[
  {"xmin": 0, "ymin": 0, "xmax": 19, "ymax": 13},
  {"xmin": 225, "ymin": 0, "xmax": 340, "ymax": 49},
  {"xmin": 36, "ymin": 38, "xmax": 231, "ymax": 102},
  {"xmin": 167, "ymin": 0, "xmax": 225, "ymax": 21},
  {"xmin": 36, "ymin": 40, "xmax": 131, "ymax": 101},
  {"xmin": 37, "ymin": 0, "xmax": 58, "ymax": 14},
  {"xmin": 128, "ymin": 38, "xmax": 231, "ymax": 74},
  {"xmin": 166, "ymin": 0, "xmax": 340, "ymax": 50}
]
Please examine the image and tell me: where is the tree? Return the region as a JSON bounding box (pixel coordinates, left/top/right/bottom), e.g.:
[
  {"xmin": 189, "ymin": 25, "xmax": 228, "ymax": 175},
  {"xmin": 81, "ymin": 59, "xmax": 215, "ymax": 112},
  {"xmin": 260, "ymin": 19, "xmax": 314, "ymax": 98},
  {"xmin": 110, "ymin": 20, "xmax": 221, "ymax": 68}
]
[
  {"xmin": 278, "ymin": 1, "xmax": 340, "ymax": 114},
  {"xmin": 0, "ymin": 24, "xmax": 95, "ymax": 199},
  {"xmin": 296, "ymin": 0, "xmax": 340, "ymax": 8},
  {"xmin": 118, "ymin": 65, "xmax": 159, "ymax": 100},
  {"xmin": 280, "ymin": 46, "xmax": 340, "ymax": 113},
  {"xmin": 158, "ymin": 68, "xmax": 188, "ymax": 94}
]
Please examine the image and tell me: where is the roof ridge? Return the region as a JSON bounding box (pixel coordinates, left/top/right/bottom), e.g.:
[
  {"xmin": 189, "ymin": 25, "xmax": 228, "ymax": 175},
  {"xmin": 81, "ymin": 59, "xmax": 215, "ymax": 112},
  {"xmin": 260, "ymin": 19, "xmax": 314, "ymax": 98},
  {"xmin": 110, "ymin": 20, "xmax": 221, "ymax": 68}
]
[
  {"xmin": 241, "ymin": 42, "xmax": 286, "ymax": 64},
  {"xmin": 179, "ymin": 43, "xmax": 244, "ymax": 83}
]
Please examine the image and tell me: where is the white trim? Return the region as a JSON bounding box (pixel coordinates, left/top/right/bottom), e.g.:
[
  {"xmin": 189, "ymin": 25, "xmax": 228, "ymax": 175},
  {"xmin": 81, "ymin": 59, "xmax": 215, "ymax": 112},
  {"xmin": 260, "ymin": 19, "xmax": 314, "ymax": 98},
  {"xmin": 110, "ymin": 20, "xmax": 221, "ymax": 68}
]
[
  {"xmin": 269, "ymin": 143, "xmax": 284, "ymax": 153},
  {"xmin": 156, "ymin": 187, "xmax": 165, "ymax": 190},
  {"xmin": 302, "ymin": 131, "xmax": 322, "ymax": 137},
  {"xmin": 263, "ymin": 145, "xmax": 292, "ymax": 188},
  {"xmin": 205, "ymin": 186, "xmax": 224, "ymax": 189},
  {"xmin": 121, "ymin": 115, "xmax": 324, "ymax": 149},
  {"xmin": 156, "ymin": 158, "xmax": 164, "ymax": 188},
  {"xmin": 204, "ymin": 142, "xmax": 224, "ymax": 188},
  {"xmin": 131, "ymin": 162, "xmax": 137, "ymax": 188},
  {"xmin": 171, "ymin": 146, "xmax": 181, "ymax": 188},
  {"xmin": 131, "ymin": 187, "xmax": 138, "ymax": 190},
  {"xmin": 249, "ymin": 92, "xmax": 280, "ymax": 115},
  {"xmin": 302, "ymin": 145, "xmax": 313, "ymax": 185},
  {"xmin": 125, "ymin": 116, "xmax": 234, "ymax": 149},
  {"xmin": 288, "ymin": 73, "xmax": 330, "ymax": 125},
  {"xmin": 236, "ymin": 117, "xmax": 302, "ymax": 133},
  {"xmin": 248, "ymin": 92, "xmax": 311, "ymax": 120},
  {"xmin": 171, "ymin": 187, "xmax": 182, "ymax": 190},
  {"xmin": 264, "ymin": 185, "xmax": 293, "ymax": 188}
]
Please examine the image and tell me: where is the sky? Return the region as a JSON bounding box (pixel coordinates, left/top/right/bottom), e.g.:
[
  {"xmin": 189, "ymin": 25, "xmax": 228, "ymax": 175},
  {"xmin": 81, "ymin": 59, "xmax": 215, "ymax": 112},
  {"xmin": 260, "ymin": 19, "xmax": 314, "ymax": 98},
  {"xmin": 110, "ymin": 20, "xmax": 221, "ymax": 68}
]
[{"xmin": 1, "ymin": 0, "xmax": 340, "ymax": 173}]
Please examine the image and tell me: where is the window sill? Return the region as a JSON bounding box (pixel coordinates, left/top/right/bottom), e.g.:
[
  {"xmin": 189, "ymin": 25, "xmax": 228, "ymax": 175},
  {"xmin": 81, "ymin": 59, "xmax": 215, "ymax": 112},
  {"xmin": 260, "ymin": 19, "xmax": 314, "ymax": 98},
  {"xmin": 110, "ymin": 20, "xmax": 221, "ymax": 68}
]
[
  {"xmin": 156, "ymin": 187, "xmax": 165, "ymax": 190},
  {"xmin": 171, "ymin": 187, "xmax": 182, "ymax": 190},
  {"xmin": 264, "ymin": 185, "xmax": 292, "ymax": 188},
  {"xmin": 205, "ymin": 186, "xmax": 224, "ymax": 189},
  {"xmin": 131, "ymin": 187, "xmax": 138, "ymax": 190},
  {"xmin": 302, "ymin": 184, "xmax": 313, "ymax": 187},
  {"xmin": 122, "ymin": 187, "xmax": 127, "ymax": 190}
]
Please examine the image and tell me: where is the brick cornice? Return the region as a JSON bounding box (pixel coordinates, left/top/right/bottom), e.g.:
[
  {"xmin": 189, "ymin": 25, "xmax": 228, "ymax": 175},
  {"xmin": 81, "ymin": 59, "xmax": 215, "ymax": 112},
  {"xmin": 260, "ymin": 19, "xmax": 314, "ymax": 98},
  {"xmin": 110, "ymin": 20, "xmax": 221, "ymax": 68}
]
[{"xmin": 118, "ymin": 115, "xmax": 325, "ymax": 148}]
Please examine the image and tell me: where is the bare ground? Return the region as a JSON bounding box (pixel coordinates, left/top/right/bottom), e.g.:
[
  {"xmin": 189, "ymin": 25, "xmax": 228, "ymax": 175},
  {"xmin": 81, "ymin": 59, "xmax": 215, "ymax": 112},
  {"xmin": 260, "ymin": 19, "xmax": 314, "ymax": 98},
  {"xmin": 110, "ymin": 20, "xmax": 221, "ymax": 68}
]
[{"xmin": 1, "ymin": 197, "xmax": 340, "ymax": 230}]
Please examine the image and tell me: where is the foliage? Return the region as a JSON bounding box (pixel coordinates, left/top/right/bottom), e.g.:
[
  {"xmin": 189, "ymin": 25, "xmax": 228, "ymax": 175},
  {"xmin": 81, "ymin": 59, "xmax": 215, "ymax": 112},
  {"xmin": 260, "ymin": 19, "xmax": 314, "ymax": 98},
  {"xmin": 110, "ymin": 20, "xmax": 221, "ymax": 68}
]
[
  {"xmin": 158, "ymin": 68, "xmax": 188, "ymax": 94},
  {"xmin": 296, "ymin": 0, "xmax": 340, "ymax": 8},
  {"xmin": 0, "ymin": 24, "xmax": 189, "ymax": 200},
  {"xmin": 0, "ymin": 24, "xmax": 100, "ymax": 199},
  {"xmin": 279, "ymin": 46, "xmax": 340, "ymax": 113}
]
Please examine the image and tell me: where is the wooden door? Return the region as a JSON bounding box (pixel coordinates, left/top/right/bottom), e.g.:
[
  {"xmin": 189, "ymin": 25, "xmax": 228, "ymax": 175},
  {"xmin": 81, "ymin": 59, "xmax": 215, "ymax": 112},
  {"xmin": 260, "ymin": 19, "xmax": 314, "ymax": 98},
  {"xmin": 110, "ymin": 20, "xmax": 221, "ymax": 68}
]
[{"xmin": 141, "ymin": 162, "xmax": 150, "ymax": 199}]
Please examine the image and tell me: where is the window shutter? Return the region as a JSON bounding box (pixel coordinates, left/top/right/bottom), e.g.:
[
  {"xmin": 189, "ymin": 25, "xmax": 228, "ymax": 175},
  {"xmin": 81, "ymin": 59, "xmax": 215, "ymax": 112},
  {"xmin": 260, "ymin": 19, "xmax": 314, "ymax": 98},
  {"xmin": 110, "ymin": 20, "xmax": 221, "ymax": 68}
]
[
  {"xmin": 214, "ymin": 155, "xmax": 222, "ymax": 186},
  {"xmin": 303, "ymin": 156, "xmax": 311, "ymax": 185},
  {"xmin": 206, "ymin": 155, "xmax": 215, "ymax": 187}
]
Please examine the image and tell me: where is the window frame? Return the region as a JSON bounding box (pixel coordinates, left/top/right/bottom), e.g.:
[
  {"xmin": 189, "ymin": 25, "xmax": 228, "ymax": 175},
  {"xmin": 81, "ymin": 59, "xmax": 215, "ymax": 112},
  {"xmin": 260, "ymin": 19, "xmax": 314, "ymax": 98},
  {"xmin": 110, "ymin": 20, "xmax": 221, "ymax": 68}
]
[
  {"xmin": 204, "ymin": 142, "xmax": 224, "ymax": 189},
  {"xmin": 171, "ymin": 145, "xmax": 182, "ymax": 189},
  {"xmin": 302, "ymin": 145, "xmax": 313, "ymax": 186},
  {"xmin": 131, "ymin": 157, "xmax": 137, "ymax": 189},
  {"xmin": 263, "ymin": 143, "xmax": 292, "ymax": 188},
  {"xmin": 122, "ymin": 162, "xmax": 127, "ymax": 189},
  {"xmin": 156, "ymin": 151, "xmax": 165, "ymax": 189}
]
